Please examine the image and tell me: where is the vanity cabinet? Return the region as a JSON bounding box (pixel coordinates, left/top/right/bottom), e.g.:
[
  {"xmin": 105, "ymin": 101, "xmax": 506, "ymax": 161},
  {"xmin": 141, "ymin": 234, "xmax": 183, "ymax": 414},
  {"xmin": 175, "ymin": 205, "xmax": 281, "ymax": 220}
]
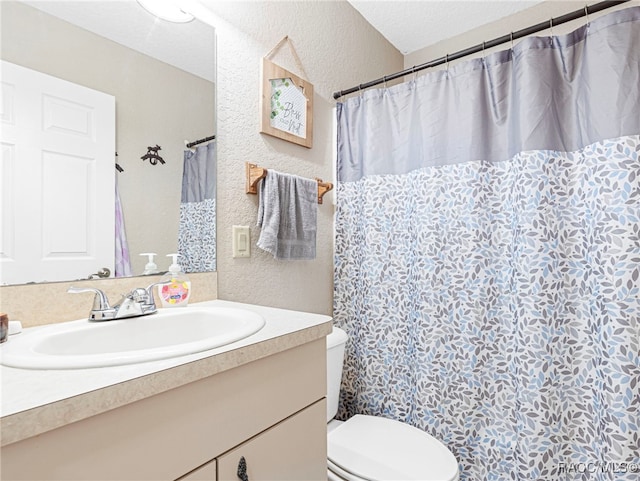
[{"xmin": 1, "ymin": 338, "xmax": 327, "ymax": 480}]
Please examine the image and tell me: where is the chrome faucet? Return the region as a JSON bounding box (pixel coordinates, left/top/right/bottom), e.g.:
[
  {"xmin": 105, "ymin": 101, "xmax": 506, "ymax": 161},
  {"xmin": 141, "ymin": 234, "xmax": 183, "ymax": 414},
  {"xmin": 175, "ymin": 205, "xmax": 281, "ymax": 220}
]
[{"xmin": 68, "ymin": 283, "xmax": 162, "ymax": 321}]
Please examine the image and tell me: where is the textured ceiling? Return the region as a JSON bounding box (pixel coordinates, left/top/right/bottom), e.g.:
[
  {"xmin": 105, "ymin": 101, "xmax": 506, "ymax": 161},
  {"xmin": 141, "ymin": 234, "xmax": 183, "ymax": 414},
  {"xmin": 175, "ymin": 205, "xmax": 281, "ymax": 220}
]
[{"xmin": 348, "ymin": 0, "xmax": 544, "ymax": 54}]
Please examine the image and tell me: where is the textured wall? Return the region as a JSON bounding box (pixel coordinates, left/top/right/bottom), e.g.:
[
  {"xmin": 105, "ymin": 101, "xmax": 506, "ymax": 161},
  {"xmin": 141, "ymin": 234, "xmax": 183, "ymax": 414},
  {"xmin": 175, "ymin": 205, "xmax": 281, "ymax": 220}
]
[{"xmin": 208, "ymin": 1, "xmax": 402, "ymax": 315}]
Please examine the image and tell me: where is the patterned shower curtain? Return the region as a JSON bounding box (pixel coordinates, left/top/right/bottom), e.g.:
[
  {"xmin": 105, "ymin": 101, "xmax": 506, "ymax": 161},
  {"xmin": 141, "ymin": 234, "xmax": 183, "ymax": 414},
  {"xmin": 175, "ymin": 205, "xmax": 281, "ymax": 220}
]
[
  {"xmin": 334, "ymin": 8, "xmax": 640, "ymax": 481},
  {"xmin": 178, "ymin": 142, "xmax": 217, "ymax": 272}
]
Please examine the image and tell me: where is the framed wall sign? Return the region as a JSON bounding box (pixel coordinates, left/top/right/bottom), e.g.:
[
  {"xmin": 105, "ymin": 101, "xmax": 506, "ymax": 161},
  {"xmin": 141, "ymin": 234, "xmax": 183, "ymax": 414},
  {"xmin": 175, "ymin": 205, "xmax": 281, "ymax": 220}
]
[{"xmin": 260, "ymin": 57, "xmax": 313, "ymax": 149}]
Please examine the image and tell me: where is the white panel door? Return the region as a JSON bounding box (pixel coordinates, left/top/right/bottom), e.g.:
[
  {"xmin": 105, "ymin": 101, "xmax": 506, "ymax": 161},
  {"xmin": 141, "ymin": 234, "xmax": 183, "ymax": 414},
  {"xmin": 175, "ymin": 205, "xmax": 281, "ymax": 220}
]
[{"xmin": 0, "ymin": 60, "xmax": 115, "ymax": 284}]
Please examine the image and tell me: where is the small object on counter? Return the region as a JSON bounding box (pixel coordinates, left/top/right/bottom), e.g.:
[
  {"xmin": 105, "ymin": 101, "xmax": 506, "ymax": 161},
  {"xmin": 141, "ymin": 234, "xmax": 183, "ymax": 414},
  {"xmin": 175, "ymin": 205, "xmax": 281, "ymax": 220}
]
[
  {"xmin": 157, "ymin": 254, "xmax": 191, "ymax": 307},
  {"xmin": 8, "ymin": 320, "xmax": 22, "ymax": 336},
  {"xmin": 140, "ymin": 252, "xmax": 159, "ymax": 275},
  {"xmin": 0, "ymin": 313, "xmax": 8, "ymax": 343}
]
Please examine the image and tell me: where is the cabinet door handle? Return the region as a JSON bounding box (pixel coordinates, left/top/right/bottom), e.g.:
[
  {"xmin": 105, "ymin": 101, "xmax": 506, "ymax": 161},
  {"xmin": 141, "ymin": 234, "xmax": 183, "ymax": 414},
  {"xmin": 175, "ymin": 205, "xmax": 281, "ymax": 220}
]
[{"xmin": 237, "ymin": 456, "xmax": 249, "ymax": 481}]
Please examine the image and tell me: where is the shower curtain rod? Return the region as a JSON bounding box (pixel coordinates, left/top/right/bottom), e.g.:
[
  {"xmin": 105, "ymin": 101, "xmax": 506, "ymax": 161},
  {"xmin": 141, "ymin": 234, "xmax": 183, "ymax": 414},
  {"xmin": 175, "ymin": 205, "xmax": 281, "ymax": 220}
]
[
  {"xmin": 333, "ymin": 0, "xmax": 630, "ymax": 100},
  {"xmin": 186, "ymin": 134, "xmax": 216, "ymax": 148}
]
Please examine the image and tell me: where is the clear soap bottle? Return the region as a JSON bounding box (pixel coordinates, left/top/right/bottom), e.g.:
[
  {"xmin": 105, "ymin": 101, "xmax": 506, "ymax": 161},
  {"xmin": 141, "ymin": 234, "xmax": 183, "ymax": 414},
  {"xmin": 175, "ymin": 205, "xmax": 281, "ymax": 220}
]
[{"xmin": 157, "ymin": 254, "xmax": 191, "ymax": 307}]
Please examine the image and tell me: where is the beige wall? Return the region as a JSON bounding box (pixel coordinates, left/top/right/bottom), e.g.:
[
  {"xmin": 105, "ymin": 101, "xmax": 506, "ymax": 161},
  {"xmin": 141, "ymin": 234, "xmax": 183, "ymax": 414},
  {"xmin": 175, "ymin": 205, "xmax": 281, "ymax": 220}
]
[{"xmin": 210, "ymin": 1, "xmax": 402, "ymax": 315}]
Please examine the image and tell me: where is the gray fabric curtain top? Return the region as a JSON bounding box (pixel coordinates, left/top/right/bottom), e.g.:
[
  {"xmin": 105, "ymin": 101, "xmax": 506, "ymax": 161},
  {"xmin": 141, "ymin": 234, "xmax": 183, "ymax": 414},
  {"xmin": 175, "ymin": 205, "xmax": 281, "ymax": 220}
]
[
  {"xmin": 337, "ymin": 6, "xmax": 640, "ymax": 183},
  {"xmin": 181, "ymin": 142, "xmax": 216, "ymax": 203}
]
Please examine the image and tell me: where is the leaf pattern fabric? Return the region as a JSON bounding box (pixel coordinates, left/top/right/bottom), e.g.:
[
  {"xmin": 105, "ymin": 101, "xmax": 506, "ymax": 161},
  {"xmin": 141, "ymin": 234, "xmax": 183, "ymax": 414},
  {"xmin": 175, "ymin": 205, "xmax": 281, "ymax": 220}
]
[
  {"xmin": 334, "ymin": 136, "xmax": 640, "ymax": 480},
  {"xmin": 178, "ymin": 198, "xmax": 216, "ymax": 273}
]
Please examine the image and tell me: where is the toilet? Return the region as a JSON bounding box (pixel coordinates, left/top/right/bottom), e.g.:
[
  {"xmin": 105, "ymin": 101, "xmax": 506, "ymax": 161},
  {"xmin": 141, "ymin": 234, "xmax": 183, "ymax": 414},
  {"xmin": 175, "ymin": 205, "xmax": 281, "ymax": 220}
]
[{"xmin": 326, "ymin": 327, "xmax": 460, "ymax": 481}]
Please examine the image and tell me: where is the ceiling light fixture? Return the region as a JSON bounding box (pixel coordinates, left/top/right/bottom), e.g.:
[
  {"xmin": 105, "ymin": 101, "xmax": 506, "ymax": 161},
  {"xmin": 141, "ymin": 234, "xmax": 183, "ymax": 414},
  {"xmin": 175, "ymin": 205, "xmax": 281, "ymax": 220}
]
[{"xmin": 137, "ymin": 0, "xmax": 194, "ymax": 23}]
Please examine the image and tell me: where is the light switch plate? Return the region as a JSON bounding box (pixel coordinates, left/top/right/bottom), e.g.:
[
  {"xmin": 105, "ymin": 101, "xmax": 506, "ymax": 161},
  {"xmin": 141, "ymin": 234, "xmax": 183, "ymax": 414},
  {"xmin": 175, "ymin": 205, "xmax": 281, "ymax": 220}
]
[{"xmin": 232, "ymin": 225, "xmax": 251, "ymax": 258}]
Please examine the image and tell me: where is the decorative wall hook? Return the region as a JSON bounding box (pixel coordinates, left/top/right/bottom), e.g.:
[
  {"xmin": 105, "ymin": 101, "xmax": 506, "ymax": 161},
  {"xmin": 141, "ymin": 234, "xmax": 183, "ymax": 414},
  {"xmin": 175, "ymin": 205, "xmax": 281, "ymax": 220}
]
[
  {"xmin": 141, "ymin": 145, "xmax": 165, "ymax": 165},
  {"xmin": 115, "ymin": 152, "xmax": 124, "ymax": 172}
]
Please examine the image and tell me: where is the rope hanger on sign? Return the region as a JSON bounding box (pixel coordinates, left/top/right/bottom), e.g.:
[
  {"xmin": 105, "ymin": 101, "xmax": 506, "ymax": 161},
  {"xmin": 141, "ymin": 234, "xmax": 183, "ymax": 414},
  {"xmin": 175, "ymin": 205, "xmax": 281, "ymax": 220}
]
[{"xmin": 264, "ymin": 35, "xmax": 310, "ymax": 81}]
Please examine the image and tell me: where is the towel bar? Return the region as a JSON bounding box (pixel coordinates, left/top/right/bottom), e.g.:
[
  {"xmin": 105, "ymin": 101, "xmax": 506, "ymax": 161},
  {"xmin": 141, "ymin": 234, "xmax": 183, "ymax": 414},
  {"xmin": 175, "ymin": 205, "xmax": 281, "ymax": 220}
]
[{"xmin": 245, "ymin": 162, "xmax": 333, "ymax": 204}]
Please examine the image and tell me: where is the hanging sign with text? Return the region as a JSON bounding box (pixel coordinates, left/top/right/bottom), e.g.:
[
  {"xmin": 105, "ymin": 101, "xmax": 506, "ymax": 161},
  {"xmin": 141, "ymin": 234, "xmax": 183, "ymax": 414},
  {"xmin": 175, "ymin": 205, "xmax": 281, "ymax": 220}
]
[{"xmin": 260, "ymin": 58, "xmax": 313, "ymax": 148}]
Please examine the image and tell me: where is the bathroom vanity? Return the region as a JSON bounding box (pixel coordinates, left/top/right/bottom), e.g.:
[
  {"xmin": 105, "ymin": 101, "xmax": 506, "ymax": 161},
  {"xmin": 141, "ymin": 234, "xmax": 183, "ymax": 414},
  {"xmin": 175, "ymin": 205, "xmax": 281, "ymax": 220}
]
[{"xmin": 0, "ymin": 300, "xmax": 332, "ymax": 480}]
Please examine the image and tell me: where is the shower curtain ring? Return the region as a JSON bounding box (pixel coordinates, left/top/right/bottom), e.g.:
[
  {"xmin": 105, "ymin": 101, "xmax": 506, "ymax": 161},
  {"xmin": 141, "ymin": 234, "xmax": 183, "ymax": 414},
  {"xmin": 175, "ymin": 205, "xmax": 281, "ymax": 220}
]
[
  {"xmin": 510, "ymin": 32, "xmax": 514, "ymax": 50},
  {"xmin": 549, "ymin": 18, "xmax": 554, "ymax": 44},
  {"xmin": 412, "ymin": 66, "xmax": 418, "ymax": 82},
  {"xmin": 445, "ymin": 54, "xmax": 449, "ymax": 74},
  {"xmin": 584, "ymin": 5, "xmax": 590, "ymax": 26},
  {"xmin": 383, "ymin": 75, "xmax": 387, "ymax": 90}
]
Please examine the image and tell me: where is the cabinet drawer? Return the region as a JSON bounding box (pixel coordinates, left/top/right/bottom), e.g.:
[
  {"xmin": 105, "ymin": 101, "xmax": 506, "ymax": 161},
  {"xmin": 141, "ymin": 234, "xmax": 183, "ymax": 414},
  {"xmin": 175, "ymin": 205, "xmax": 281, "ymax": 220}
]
[{"xmin": 218, "ymin": 399, "xmax": 327, "ymax": 481}]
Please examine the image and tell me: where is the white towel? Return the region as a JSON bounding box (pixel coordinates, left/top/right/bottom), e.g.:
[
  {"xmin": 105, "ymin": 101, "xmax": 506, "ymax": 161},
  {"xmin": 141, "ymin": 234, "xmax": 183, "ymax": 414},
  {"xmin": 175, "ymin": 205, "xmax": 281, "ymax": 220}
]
[{"xmin": 257, "ymin": 170, "xmax": 317, "ymax": 260}]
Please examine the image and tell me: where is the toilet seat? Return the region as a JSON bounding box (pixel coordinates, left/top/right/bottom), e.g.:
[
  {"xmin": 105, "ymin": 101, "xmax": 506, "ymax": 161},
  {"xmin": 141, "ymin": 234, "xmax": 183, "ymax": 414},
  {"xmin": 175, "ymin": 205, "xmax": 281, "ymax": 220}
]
[
  {"xmin": 327, "ymin": 415, "xmax": 459, "ymax": 481},
  {"xmin": 328, "ymin": 458, "xmax": 369, "ymax": 481}
]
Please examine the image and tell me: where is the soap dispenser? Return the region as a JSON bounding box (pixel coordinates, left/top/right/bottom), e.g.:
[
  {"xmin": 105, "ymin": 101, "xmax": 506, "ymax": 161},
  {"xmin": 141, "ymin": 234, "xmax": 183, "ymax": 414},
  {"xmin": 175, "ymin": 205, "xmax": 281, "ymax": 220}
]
[
  {"xmin": 140, "ymin": 253, "xmax": 159, "ymax": 275},
  {"xmin": 157, "ymin": 254, "xmax": 191, "ymax": 307}
]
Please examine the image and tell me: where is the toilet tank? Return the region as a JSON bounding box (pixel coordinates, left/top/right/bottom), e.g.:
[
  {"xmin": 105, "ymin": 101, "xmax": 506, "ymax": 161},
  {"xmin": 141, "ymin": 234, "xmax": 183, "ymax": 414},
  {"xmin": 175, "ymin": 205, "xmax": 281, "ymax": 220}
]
[{"xmin": 326, "ymin": 326, "xmax": 349, "ymax": 422}]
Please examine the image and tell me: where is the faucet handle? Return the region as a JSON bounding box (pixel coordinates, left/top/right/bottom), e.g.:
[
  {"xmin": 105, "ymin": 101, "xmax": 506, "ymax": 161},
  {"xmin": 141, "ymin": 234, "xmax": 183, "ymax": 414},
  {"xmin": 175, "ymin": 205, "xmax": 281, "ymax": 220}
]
[
  {"xmin": 127, "ymin": 287, "xmax": 155, "ymax": 307},
  {"xmin": 142, "ymin": 282, "xmax": 166, "ymax": 307},
  {"xmin": 122, "ymin": 283, "xmax": 162, "ymax": 307},
  {"xmin": 67, "ymin": 286, "xmax": 111, "ymax": 311},
  {"xmin": 128, "ymin": 287, "xmax": 148, "ymax": 302}
]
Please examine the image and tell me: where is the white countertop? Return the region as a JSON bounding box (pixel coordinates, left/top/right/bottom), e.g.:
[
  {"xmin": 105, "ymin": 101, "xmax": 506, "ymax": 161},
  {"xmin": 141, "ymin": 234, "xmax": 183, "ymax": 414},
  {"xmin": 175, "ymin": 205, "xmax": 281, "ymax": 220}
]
[{"xmin": 0, "ymin": 300, "xmax": 332, "ymax": 446}]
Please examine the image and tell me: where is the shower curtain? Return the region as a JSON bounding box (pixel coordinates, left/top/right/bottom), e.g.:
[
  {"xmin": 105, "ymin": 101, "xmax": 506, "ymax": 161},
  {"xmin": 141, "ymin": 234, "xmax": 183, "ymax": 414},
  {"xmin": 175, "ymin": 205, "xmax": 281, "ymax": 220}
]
[
  {"xmin": 178, "ymin": 142, "xmax": 216, "ymax": 272},
  {"xmin": 334, "ymin": 8, "xmax": 640, "ymax": 481},
  {"xmin": 114, "ymin": 176, "xmax": 132, "ymax": 277}
]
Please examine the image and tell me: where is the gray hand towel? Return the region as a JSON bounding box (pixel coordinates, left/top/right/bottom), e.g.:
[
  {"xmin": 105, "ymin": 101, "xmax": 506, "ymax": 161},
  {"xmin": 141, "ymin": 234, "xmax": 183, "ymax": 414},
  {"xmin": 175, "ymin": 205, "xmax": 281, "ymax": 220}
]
[{"xmin": 257, "ymin": 170, "xmax": 317, "ymax": 260}]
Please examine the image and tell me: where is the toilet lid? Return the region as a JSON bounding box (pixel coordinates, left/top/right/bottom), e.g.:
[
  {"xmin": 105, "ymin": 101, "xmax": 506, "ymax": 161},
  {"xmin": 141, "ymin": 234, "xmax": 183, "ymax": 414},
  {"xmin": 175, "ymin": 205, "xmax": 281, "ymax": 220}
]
[{"xmin": 328, "ymin": 415, "xmax": 459, "ymax": 481}]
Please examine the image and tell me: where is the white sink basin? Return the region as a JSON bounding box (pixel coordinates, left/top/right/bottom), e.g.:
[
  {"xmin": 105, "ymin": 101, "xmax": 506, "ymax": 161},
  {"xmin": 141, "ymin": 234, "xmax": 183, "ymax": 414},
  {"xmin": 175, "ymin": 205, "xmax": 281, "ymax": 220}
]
[{"xmin": 0, "ymin": 307, "xmax": 265, "ymax": 370}]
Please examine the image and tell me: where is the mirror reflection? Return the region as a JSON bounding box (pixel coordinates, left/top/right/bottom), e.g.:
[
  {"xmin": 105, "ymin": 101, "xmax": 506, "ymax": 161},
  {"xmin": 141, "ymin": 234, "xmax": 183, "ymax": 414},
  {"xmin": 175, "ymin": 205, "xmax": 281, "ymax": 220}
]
[{"xmin": 0, "ymin": 0, "xmax": 216, "ymax": 285}]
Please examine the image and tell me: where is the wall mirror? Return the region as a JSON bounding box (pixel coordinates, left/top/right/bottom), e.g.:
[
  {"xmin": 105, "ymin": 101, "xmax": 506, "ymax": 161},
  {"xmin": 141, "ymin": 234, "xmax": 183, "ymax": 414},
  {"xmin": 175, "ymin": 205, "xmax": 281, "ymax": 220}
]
[{"xmin": 0, "ymin": 0, "xmax": 216, "ymax": 285}]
